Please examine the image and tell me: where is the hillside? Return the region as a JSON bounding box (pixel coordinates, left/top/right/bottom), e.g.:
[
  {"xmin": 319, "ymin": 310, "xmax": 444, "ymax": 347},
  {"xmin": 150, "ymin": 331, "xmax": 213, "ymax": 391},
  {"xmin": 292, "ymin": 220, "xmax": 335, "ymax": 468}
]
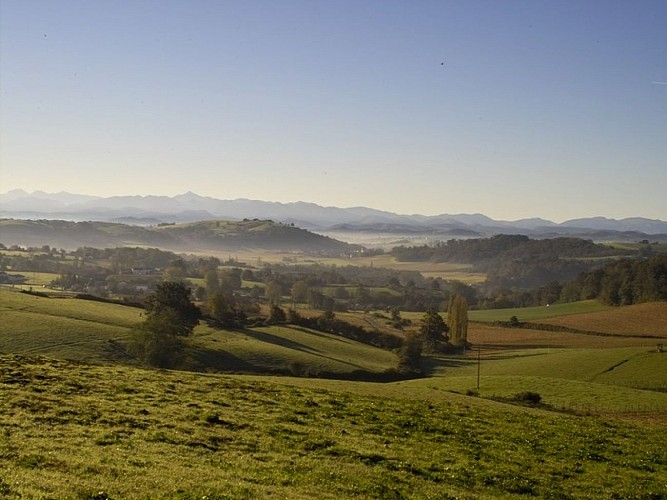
[
  {"xmin": 1, "ymin": 354, "xmax": 665, "ymax": 498},
  {"xmin": 0, "ymin": 218, "xmax": 358, "ymax": 254},
  {"xmin": 0, "ymin": 290, "xmax": 396, "ymax": 376}
]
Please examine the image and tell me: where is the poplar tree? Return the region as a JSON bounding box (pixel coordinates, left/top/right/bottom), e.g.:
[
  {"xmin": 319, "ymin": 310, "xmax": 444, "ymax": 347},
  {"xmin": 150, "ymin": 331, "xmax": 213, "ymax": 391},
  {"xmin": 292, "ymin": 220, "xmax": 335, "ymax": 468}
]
[{"xmin": 448, "ymin": 295, "xmax": 469, "ymax": 346}]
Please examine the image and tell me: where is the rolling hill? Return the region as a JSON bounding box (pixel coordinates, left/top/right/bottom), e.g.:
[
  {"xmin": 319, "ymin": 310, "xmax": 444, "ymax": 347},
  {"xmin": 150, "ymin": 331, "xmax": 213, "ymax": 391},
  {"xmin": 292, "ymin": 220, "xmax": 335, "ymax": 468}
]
[
  {"xmin": 2, "ymin": 189, "xmax": 667, "ymax": 242},
  {"xmin": 0, "ymin": 291, "xmax": 665, "ymax": 497},
  {"xmin": 0, "ymin": 289, "xmax": 395, "ymax": 376},
  {"xmin": 0, "ymin": 218, "xmax": 359, "ymax": 253}
]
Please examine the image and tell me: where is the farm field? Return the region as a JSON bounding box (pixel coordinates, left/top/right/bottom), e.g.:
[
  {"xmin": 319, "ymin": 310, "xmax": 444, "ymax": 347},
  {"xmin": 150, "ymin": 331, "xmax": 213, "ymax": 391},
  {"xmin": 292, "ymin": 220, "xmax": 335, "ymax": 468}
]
[
  {"xmin": 467, "ymin": 323, "xmax": 655, "ymax": 349},
  {"xmin": 539, "ymin": 302, "xmax": 667, "ymax": 337},
  {"xmin": 0, "ymin": 290, "xmax": 139, "ymax": 361},
  {"xmin": 0, "ymin": 290, "xmax": 396, "ymax": 379},
  {"xmin": 467, "ymin": 300, "xmax": 613, "ymax": 323},
  {"xmin": 0, "ymin": 354, "xmax": 665, "ymax": 499},
  {"xmin": 345, "ymin": 254, "xmax": 487, "ymax": 283},
  {"xmin": 206, "ymin": 249, "xmax": 488, "ymax": 283},
  {"xmin": 2, "ymin": 271, "xmax": 60, "ymax": 286},
  {"xmin": 1, "ymin": 286, "xmax": 667, "ymax": 497},
  {"xmin": 190, "ymin": 323, "xmax": 397, "ymax": 376}
]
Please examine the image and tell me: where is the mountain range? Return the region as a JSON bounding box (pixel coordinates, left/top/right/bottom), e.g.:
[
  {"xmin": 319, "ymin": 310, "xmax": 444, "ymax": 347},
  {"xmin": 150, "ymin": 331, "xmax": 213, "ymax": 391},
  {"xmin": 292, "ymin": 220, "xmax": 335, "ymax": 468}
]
[{"xmin": 1, "ymin": 189, "xmax": 666, "ymax": 243}]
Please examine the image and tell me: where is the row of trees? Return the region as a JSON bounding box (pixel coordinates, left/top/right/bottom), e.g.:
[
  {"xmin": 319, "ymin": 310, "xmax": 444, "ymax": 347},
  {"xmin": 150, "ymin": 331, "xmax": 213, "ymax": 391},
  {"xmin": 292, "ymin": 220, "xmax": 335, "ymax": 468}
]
[{"xmin": 559, "ymin": 255, "xmax": 667, "ymax": 305}]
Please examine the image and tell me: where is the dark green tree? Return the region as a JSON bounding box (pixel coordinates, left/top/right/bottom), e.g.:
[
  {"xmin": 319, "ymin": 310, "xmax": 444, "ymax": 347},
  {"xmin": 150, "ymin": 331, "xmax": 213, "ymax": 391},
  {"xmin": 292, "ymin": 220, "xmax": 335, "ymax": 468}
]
[
  {"xmin": 145, "ymin": 281, "xmax": 201, "ymax": 336},
  {"xmin": 268, "ymin": 305, "xmax": 287, "ymax": 324},
  {"xmin": 397, "ymin": 331, "xmax": 423, "ymax": 371},
  {"xmin": 208, "ymin": 291, "xmax": 244, "ymax": 327},
  {"xmin": 132, "ymin": 282, "xmax": 201, "ymax": 368},
  {"xmin": 419, "ymin": 308, "xmax": 448, "ymax": 351}
]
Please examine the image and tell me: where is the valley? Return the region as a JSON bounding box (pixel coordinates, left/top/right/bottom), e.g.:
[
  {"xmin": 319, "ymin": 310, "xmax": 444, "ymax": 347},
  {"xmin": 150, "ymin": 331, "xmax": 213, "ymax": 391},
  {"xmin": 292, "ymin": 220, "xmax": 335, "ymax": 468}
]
[{"xmin": 0, "ymin": 225, "xmax": 665, "ymax": 498}]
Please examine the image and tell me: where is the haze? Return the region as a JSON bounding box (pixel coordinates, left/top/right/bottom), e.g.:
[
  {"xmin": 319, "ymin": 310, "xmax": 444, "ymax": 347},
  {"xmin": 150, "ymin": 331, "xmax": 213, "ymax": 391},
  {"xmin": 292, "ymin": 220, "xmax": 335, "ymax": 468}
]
[{"xmin": 1, "ymin": 0, "xmax": 666, "ymax": 222}]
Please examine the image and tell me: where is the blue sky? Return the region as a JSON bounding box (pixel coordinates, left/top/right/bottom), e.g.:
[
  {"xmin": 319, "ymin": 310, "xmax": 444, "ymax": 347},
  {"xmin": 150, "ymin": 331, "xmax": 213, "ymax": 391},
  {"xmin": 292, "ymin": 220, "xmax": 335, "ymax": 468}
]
[{"xmin": 1, "ymin": 0, "xmax": 665, "ymax": 221}]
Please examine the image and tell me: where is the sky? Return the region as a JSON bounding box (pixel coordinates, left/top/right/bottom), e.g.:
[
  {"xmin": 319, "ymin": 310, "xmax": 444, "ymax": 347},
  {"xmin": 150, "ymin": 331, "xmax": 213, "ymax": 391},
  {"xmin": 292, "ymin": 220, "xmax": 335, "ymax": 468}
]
[{"xmin": 1, "ymin": 0, "xmax": 666, "ymax": 222}]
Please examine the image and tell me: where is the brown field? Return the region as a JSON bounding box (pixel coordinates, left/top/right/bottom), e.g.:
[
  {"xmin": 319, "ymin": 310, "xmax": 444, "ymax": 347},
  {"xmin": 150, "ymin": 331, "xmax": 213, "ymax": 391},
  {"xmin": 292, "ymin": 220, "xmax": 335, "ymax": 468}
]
[
  {"xmin": 288, "ymin": 302, "xmax": 667, "ymax": 350},
  {"xmin": 468, "ymin": 324, "xmax": 657, "ymax": 351},
  {"xmin": 539, "ymin": 302, "xmax": 667, "ymax": 337}
]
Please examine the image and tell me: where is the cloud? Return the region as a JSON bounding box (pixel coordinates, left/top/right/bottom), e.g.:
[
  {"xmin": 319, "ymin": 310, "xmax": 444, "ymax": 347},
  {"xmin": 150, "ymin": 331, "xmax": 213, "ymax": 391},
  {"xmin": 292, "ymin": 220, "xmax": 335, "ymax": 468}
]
[{"xmin": 651, "ymin": 81, "xmax": 667, "ymax": 85}]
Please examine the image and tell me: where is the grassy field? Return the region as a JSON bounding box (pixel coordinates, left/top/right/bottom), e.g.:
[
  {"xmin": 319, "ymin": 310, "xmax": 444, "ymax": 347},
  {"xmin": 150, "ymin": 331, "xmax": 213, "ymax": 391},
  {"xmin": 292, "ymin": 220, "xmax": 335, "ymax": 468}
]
[
  {"xmin": 0, "ymin": 290, "xmax": 397, "ymax": 378},
  {"xmin": 190, "ymin": 323, "xmax": 398, "ymax": 376},
  {"xmin": 0, "ymin": 290, "xmax": 139, "ymax": 361},
  {"xmin": 1, "ymin": 354, "xmax": 665, "ymax": 499},
  {"xmin": 430, "ymin": 346, "xmax": 667, "ymax": 389},
  {"xmin": 468, "ymin": 300, "xmax": 613, "ymax": 323},
  {"xmin": 2, "ymin": 287, "xmax": 667, "ymax": 497},
  {"xmin": 205, "ymin": 250, "xmax": 489, "ymax": 283},
  {"xmin": 0, "ymin": 271, "xmax": 60, "ymax": 286}
]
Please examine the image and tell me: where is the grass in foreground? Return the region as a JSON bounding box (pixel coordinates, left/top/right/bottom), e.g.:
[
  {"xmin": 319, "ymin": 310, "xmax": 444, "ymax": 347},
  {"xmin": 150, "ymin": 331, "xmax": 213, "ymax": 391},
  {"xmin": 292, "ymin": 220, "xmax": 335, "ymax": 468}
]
[{"xmin": 0, "ymin": 355, "xmax": 665, "ymax": 499}]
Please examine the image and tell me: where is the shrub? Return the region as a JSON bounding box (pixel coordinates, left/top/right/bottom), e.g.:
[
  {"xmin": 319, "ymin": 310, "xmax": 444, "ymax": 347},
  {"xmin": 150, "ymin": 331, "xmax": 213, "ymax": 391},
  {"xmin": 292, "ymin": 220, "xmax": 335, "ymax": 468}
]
[{"xmin": 514, "ymin": 391, "xmax": 542, "ymax": 404}]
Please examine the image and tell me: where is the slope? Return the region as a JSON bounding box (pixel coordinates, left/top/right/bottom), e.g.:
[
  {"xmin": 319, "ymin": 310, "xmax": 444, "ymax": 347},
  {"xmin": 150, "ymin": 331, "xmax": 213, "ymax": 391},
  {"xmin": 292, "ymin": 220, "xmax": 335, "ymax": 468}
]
[
  {"xmin": 0, "ymin": 218, "xmax": 358, "ymax": 253},
  {"xmin": 0, "ymin": 354, "xmax": 664, "ymax": 498}
]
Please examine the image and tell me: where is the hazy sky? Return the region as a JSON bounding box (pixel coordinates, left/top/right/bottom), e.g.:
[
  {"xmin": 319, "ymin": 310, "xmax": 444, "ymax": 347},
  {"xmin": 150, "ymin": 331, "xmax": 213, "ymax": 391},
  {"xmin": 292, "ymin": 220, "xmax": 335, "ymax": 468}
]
[{"xmin": 1, "ymin": 0, "xmax": 666, "ymax": 222}]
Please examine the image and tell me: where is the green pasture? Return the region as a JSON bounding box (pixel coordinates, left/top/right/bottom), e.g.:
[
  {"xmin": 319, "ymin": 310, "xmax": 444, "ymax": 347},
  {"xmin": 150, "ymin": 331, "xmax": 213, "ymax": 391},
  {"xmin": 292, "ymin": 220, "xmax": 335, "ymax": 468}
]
[
  {"xmin": 0, "ymin": 290, "xmax": 140, "ymax": 360},
  {"xmin": 469, "ymin": 300, "xmax": 612, "ymax": 323},
  {"xmin": 0, "ymin": 290, "xmax": 398, "ymax": 376},
  {"xmin": 432, "ymin": 346, "xmax": 667, "ymax": 389},
  {"xmin": 1, "ymin": 271, "xmax": 60, "ymax": 285},
  {"xmin": 410, "ymin": 346, "xmax": 667, "ymax": 413},
  {"xmin": 191, "ymin": 323, "xmax": 397, "ymax": 375},
  {"xmin": 1, "ymin": 355, "xmax": 665, "ymax": 499},
  {"xmin": 414, "ymin": 375, "xmax": 667, "ymax": 414},
  {"xmin": 0, "ymin": 290, "xmax": 142, "ymax": 328}
]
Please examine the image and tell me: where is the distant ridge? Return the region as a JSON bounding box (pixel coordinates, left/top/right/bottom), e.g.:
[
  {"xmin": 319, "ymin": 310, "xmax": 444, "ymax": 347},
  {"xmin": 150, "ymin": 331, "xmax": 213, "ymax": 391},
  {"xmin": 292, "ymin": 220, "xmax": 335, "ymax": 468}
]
[
  {"xmin": 1, "ymin": 190, "xmax": 666, "ymax": 242},
  {"xmin": 0, "ymin": 218, "xmax": 359, "ymax": 253}
]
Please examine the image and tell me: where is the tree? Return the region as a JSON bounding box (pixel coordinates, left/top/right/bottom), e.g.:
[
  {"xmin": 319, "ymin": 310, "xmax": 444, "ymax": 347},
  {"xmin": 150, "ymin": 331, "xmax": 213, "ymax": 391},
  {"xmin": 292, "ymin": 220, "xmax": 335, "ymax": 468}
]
[
  {"xmin": 265, "ymin": 280, "xmax": 283, "ymax": 305},
  {"xmin": 204, "ymin": 268, "xmax": 219, "ymax": 297},
  {"xmin": 268, "ymin": 305, "xmax": 287, "ymax": 324},
  {"xmin": 208, "ymin": 291, "xmax": 241, "ymax": 327},
  {"xmin": 219, "ymin": 268, "xmax": 242, "ymax": 292},
  {"xmin": 163, "ymin": 258, "xmax": 188, "ymax": 283},
  {"xmin": 397, "ymin": 331, "xmax": 423, "ymax": 371},
  {"xmin": 145, "ymin": 282, "xmax": 201, "ymax": 336},
  {"xmin": 291, "ymin": 280, "xmax": 310, "ymax": 303},
  {"xmin": 132, "ymin": 282, "xmax": 201, "ymax": 367},
  {"xmin": 419, "ymin": 309, "xmax": 448, "ymax": 351},
  {"xmin": 448, "ymin": 295, "xmax": 468, "ymax": 346}
]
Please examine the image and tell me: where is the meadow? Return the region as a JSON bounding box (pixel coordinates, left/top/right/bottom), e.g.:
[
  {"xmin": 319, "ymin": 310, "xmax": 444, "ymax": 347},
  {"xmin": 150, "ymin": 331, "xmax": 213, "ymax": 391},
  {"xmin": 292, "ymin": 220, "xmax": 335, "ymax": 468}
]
[
  {"xmin": 467, "ymin": 300, "xmax": 613, "ymax": 323},
  {"xmin": 1, "ymin": 354, "xmax": 665, "ymax": 499},
  {"xmin": 1, "ymin": 288, "xmax": 666, "ymax": 497}
]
